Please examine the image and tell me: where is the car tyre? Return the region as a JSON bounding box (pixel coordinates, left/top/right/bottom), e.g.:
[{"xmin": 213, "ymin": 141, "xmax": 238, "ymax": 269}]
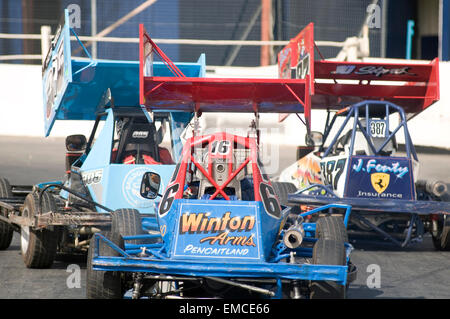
[
  {"xmin": 0, "ymin": 177, "xmax": 14, "ymax": 250},
  {"xmin": 111, "ymin": 208, "xmax": 147, "ymax": 244},
  {"xmin": 316, "ymin": 215, "xmax": 349, "ymax": 242},
  {"xmin": 432, "ymin": 215, "xmax": 450, "ymax": 251},
  {"xmin": 310, "ymin": 239, "xmax": 346, "ymax": 299},
  {"xmin": 271, "ymin": 182, "xmax": 297, "ymax": 207},
  {"xmin": 86, "ymin": 231, "xmax": 124, "ymax": 299},
  {"xmin": 21, "ymin": 192, "xmax": 58, "ymax": 268}
]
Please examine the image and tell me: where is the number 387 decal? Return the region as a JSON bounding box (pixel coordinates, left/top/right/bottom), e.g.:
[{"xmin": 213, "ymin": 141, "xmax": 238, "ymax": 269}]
[
  {"xmin": 320, "ymin": 158, "xmax": 347, "ymax": 190},
  {"xmin": 369, "ymin": 120, "xmax": 386, "ymax": 138}
]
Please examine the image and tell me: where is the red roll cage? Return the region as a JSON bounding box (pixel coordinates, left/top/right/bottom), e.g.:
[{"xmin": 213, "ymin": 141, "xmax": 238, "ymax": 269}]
[{"xmin": 167, "ymin": 132, "xmax": 267, "ymax": 202}]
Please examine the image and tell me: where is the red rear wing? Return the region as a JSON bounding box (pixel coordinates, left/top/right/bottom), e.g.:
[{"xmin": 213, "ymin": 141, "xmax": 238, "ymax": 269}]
[
  {"xmin": 139, "ymin": 24, "xmax": 313, "ymax": 130},
  {"xmin": 313, "ymin": 59, "xmax": 439, "ymax": 116},
  {"xmin": 278, "ymin": 23, "xmax": 440, "ymax": 117}
]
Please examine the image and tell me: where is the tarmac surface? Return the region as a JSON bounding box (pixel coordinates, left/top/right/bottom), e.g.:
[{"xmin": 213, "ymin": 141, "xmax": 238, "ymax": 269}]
[{"xmin": 0, "ymin": 135, "xmax": 449, "ymax": 299}]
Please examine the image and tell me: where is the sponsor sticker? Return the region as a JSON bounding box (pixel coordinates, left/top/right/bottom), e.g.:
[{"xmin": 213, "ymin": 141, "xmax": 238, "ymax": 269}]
[
  {"xmin": 345, "ymin": 156, "xmax": 414, "ymax": 200},
  {"xmin": 332, "ymin": 65, "xmax": 416, "ymax": 77},
  {"xmin": 132, "ymin": 131, "xmax": 149, "ymax": 139},
  {"xmin": 371, "ymin": 172, "xmax": 390, "ymax": 194},
  {"xmin": 82, "ymin": 169, "xmax": 103, "ymax": 185},
  {"xmin": 173, "ymin": 203, "xmax": 260, "ymax": 259}
]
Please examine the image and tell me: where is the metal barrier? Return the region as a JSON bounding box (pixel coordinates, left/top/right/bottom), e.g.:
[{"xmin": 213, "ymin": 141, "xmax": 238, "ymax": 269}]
[{"xmin": 0, "ymin": 30, "xmax": 368, "ymax": 63}]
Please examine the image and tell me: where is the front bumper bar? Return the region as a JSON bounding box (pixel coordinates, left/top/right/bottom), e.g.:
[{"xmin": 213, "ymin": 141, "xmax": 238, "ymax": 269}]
[
  {"xmin": 288, "ymin": 194, "xmax": 450, "ymax": 215},
  {"xmin": 91, "ymin": 234, "xmax": 354, "ymax": 286}
]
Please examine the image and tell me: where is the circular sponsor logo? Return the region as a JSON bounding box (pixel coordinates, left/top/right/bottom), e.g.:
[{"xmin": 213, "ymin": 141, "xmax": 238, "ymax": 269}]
[{"xmin": 122, "ymin": 167, "xmax": 165, "ymax": 209}]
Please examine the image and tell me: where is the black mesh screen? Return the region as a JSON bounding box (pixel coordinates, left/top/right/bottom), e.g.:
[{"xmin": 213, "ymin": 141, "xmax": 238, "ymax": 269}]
[{"xmin": 1, "ymin": 0, "xmax": 383, "ymax": 65}]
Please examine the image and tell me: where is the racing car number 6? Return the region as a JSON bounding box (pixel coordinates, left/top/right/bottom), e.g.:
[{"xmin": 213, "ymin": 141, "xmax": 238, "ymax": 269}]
[{"xmin": 159, "ymin": 183, "xmax": 180, "ymax": 216}]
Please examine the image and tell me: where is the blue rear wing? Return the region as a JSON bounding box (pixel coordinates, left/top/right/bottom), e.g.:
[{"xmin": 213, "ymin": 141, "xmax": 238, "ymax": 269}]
[{"xmin": 42, "ymin": 9, "xmax": 205, "ymax": 137}]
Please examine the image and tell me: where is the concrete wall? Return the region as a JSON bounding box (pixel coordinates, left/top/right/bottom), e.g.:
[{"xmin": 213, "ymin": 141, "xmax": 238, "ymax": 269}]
[{"xmin": 0, "ymin": 61, "xmax": 449, "ymax": 150}]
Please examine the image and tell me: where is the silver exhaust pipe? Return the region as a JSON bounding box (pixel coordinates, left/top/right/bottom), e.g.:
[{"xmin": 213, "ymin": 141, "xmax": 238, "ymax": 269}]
[
  {"xmin": 283, "ymin": 225, "xmax": 305, "ymax": 249},
  {"xmin": 416, "ymin": 180, "xmax": 448, "ymax": 198}
]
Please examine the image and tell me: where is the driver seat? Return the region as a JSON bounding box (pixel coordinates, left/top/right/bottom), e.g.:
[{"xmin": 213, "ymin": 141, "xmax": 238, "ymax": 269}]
[{"xmin": 115, "ymin": 118, "xmax": 160, "ymax": 164}]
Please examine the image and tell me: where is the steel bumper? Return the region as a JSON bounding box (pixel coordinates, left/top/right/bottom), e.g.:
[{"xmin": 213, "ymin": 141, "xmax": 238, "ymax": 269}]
[
  {"xmin": 92, "ymin": 256, "xmax": 350, "ymax": 286},
  {"xmin": 288, "ymin": 194, "xmax": 450, "ymax": 215}
]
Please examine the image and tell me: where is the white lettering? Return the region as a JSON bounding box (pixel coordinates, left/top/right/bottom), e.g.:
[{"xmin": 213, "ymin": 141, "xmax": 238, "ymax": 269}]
[
  {"xmin": 366, "ymin": 264, "xmax": 381, "ymax": 288},
  {"xmin": 66, "ymin": 264, "xmax": 81, "ymax": 289}
]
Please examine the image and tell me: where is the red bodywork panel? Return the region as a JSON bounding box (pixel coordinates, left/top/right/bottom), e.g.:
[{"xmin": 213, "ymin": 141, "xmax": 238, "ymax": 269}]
[
  {"xmin": 278, "ymin": 23, "xmax": 439, "ymax": 117},
  {"xmin": 141, "ymin": 77, "xmax": 309, "ymax": 113},
  {"xmin": 312, "ymin": 58, "xmax": 440, "ymax": 116},
  {"xmin": 139, "ymin": 24, "xmax": 311, "ymax": 128}
]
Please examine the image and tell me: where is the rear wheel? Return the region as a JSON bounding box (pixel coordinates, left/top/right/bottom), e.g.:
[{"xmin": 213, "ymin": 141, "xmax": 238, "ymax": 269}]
[
  {"xmin": 86, "ymin": 231, "xmax": 124, "ymax": 299},
  {"xmin": 0, "ymin": 178, "xmax": 14, "ymax": 250},
  {"xmin": 432, "ymin": 215, "xmax": 450, "ymax": 251},
  {"xmin": 271, "ymin": 182, "xmax": 297, "ymax": 207},
  {"xmin": 21, "ymin": 192, "xmax": 58, "ymax": 268},
  {"xmin": 316, "ymin": 215, "xmax": 348, "ymax": 242},
  {"xmin": 310, "ymin": 239, "xmax": 346, "ymax": 299}
]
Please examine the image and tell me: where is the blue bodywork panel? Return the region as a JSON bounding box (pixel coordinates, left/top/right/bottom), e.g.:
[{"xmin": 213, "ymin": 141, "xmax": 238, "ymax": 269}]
[
  {"xmin": 42, "ymin": 10, "xmax": 205, "ymax": 136},
  {"xmin": 289, "ymin": 190, "xmax": 450, "ymax": 215},
  {"xmin": 43, "ymin": 10, "xmax": 205, "ymax": 216},
  {"xmin": 345, "ymin": 156, "xmax": 415, "ymax": 200},
  {"xmin": 158, "ymin": 200, "xmax": 281, "ymax": 261},
  {"xmin": 60, "ymin": 103, "xmax": 190, "ymax": 215},
  {"xmin": 91, "ymin": 204, "xmax": 355, "ymax": 297}
]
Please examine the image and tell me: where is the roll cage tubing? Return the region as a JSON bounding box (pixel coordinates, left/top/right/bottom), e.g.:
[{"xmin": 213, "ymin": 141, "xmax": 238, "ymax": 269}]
[
  {"xmin": 85, "ymin": 112, "xmax": 108, "ymax": 156},
  {"xmin": 320, "ymin": 100, "xmax": 418, "ymax": 161},
  {"xmin": 140, "ymin": 24, "xmax": 185, "ymax": 79},
  {"xmin": 171, "ymin": 133, "xmax": 264, "ymax": 202}
]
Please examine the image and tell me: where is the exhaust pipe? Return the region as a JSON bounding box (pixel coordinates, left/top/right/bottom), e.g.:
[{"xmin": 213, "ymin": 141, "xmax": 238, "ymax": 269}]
[
  {"xmin": 416, "ymin": 180, "xmax": 448, "ymax": 198},
  {"xmin": 283, "ymin": 225, "xmax": 305, "ymax": 249}
]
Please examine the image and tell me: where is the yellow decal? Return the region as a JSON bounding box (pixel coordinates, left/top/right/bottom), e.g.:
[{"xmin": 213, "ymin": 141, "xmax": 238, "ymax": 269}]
[
  {"xmin": 200, "ymin": 232, "xmax": 256, "ymax": 247},
  {"xmin": 180, "ymin": 212, "xmax": 255, "ymax": 234},
  {"xmin": 179, "ymin": 212, "xmax": 256, "ymax": 248},
  {"xmin": 160, "ymin": 225, "xmax": 167, "ymax": 236},
  {"xmin": 371, "ymin": 173, "xmax": 390, "ymax": 194}
]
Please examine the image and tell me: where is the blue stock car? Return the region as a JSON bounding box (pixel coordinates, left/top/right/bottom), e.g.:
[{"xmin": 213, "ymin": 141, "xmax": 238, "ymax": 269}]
[
  {"xmin": 88, "ymin": 131, "xmax": 356, "ymax": 299},
  {"xmin": 285, "ymin": 100, "xmax": 450, "ymax": 249},
  {"xmin": 0, "ymin": 10, "xmax": 204, "ymax": 269},
  {"xmin": 86, "ymin": 23, "xmax": 357, "ymax": 300}
]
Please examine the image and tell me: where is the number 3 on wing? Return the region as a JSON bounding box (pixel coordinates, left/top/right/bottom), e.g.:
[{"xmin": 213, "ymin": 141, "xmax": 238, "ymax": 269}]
[{"xmin": 320, "ymin": 158, "xmax": 346, "ymax": 190}]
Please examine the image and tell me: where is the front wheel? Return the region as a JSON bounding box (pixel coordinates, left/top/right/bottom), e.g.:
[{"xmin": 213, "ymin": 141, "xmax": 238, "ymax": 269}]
[
  {"xmin": 86, "ymin": 232, "xmax": 124, "ymax": 299},
  {"xmin": 315, "ymin": 215, "xmax": 348, "ymax": 242},
  {"xmin": 111, "ymin": 208, "xmax": 155, "ymax": 244},
  {"xmin": 271, "ymin": 182, "xmax": 297, "ymax": 207},
  {"xmin": 310, "ymin": 239, "xmax": 346, "ymax": 299}
]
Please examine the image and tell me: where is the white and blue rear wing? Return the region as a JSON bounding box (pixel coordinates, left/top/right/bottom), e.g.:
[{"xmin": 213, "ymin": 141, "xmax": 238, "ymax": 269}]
[{"xmin": 42, "ymin": 9, "xmax": 205, "ymax": 137}]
